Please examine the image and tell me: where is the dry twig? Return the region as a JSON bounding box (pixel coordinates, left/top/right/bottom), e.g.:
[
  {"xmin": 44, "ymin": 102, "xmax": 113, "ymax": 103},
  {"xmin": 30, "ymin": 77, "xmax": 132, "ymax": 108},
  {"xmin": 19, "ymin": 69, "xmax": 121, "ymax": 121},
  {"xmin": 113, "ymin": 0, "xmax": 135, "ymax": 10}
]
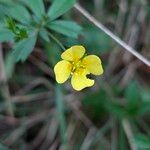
[
  {"xmin": 0, "ymin": 44, "xmax": 14, "ymax": 116},
  {"xmin": 74, "ymin": 3, "xmax": 150, "ymax": 67}
]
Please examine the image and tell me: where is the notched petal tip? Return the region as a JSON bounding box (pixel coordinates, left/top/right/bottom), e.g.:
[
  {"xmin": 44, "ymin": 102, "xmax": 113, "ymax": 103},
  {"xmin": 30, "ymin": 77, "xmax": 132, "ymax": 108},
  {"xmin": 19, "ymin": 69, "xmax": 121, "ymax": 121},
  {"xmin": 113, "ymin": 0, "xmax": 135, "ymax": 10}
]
[
  {"xmin": 71, "ymin": 73, "xmax": 95, "ymax": 91},
  {"xmin": 82, "ymin": 55, "xmax": 104, "ymax": 75}
]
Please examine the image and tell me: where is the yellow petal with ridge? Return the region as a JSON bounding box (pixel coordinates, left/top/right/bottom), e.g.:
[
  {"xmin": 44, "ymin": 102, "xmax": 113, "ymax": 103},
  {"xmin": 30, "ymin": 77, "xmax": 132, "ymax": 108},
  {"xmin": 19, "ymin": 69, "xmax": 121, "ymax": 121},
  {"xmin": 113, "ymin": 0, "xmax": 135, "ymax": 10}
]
[
  {"xmin": 82, "ymin": 55, "xmax": 103, "ymax": 75},
  {"xmin": 61, "ymin": 45, "xmax": 85, "ymax": 62},
  {"xmin": 71, "ymin": 69, "xmax": 94, "ymax": 91},
  {"xmin": 54, "ymin": 60, "xmax": 72, "ymax": 83}
]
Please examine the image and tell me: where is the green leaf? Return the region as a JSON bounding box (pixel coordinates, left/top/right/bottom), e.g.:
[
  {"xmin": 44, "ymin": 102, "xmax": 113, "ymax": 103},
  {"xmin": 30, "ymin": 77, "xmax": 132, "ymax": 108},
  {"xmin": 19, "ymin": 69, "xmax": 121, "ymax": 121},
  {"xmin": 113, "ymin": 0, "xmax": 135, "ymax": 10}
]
[
  {"xmin": 0, "ymin": 3, "xmax": 10, "ymax": 19},
  {"xmin": 134, "ymin": 134, "xmax": 150, "ymax": 149},
  {"xmin": 125, "ymin": 81, "xmax": 141, "ymax": 103},
  {"xmin": 0, "ymin": 28, "xmax": 14, "ymax": 42},
  {"xmin": 39, "ymin": 28, "xmax": 50, "ymax": 42},
  {"xmin": 6, "ymin": 3, "xmax": 31, "ymax": 24},
  {"xmin": 48, "ymin": 0, "xmax": 76, "ymax": 20},
  {"xmin": 23, "ymin": 0, "xmax": 45, "ymax": 18},
  {"xmin": 138, "ymin": 88, "xmax": 150, "ymax": 115},
  {"xmin": 138, "ymin": 102, "xmax": 150, "ymax": 115},
  {"xmin": 0, "ymin": 0, "xmax": 13, "ymax": 4},
  {"xmin": 82, "ymin": 90, "xmax": 108, "ymax": 120},
  {"xmin": 13, "ymin": 34, "xmax": 37, "ymax": 62},
  {"xmin": 47, "ymin": 20, "xmax": 82, "ymax": 38},
  {"xmin": 124, "ymin": 82, "xmax": 147, "ymax": 117},
  {"xmin": 106, "ymin": 102, "xmax": 127, "ymax": 118},
  {"xmin": 141, "ymin": 89, "xmax": 150, "ymax": 102},
  {"xmin": 44, "ymin": 42, "xmax": 61, "ymax": 65}
]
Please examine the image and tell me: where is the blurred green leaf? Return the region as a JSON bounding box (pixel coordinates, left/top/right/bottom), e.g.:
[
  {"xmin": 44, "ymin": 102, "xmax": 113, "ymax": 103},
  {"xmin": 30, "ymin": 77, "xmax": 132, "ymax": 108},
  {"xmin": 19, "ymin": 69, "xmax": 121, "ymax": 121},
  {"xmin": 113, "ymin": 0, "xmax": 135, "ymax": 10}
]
[
  {"xmin": 82, "ymin": 90, "xmax": 108, "ymax": 120},
  {"xmin": 125, "ymin": 81, "xmax": 141, "ymax": 103},
  {"xmin": 5, "ymin": 17, "xmax": 16, "ymax": 33},
  {"xmin": 15, "ymin": 28, "xmax": 28, "ymax": 42},
  {"xmin": 141, "ymin": 89, "xmax": 150, "ymax": 102},
  {"xmin": 45, "ymin": 42, "xmax": 61, "ymax": 65},
  {"xmin": 124, "ymin": 81, "xmax": 142, "ymax": 117},
  {"xmin": 48, "ymin": 0, "xmax": 76, "ymax": 20},
  {"xmin": 0, "ymin": 0, "xmax": 13, "ymax": 4},
  {"xmin": 0, "ymin": 3, "xmax": 10, "ymax": 19},
  {"xmin": 13, "ymin": 34, "xmax": 37, "ymax": 62},
  {"xmin": 47, "ymin": 20, "xmax": 82, "ymax": 38},
  {"xmin": 39, "ymin": 28, "xmax": 50, "ymax": 42},
  {"xmin": 138, "ymin": 102, "xmax": 150, "ymax": 115},
  {"xmin": 139, "ymin": 88, "xmax": 150, "ymax": 115},
  {"xmin": 106, "ymin": 101, "xmax": 127, "ymax": 118},
  {"xmin": 5, "ymin": 3, "xmax": 31, "ymax": 24},
  {"xmin": 118, "ymin": 124, "xmax": 127, "ymax": 150},
  {"xmin": 134, "ymin": 134, "xmax": 150, "ymax": 149},
  {"xmin": 0, "ymin": 28, "xmax": 14, "ymax": 42},
  {"xmin": 5, "ymin": 17, "xmax": 28, "ymax": 42},
  {"xmin": 23, "ymin": 0, "xmax": 45, "ymax": 18}
]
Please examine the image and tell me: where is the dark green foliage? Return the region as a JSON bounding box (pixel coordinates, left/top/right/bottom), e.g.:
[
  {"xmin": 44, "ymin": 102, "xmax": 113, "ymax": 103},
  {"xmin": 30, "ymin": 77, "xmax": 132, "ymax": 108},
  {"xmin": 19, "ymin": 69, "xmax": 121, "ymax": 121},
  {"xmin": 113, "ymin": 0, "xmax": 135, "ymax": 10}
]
[
  {"xmin": 0, "ymin": 0, "xmax": 149, "ymax": 149},
  {"xmin": 47, "ymin": 20, "xmax": 82, "ymax": 38},
  {"xmin": 22, "ymin": 0, "xmax": 45, "ymax": 18},
  {"xmin": 47, "ymin": 0, "xmax": 76, "ymax": 20},
  {"xmin": 82, "ymin": 90, "xmax": 108, "ymax": 120},
  {"xmin": 0, "ymin": 0, "xmax": 80, "ymax": 62},
  {"xmin": 134, "ymin": 134, "xmax": 150, "ymax": 149},
  {"xmin": 5, "ymin": 17, "xmax": 28, "ymax": 42},
  {"xmin": 13, "ymin": 34, "xmax": 37, "ymax": 62}
]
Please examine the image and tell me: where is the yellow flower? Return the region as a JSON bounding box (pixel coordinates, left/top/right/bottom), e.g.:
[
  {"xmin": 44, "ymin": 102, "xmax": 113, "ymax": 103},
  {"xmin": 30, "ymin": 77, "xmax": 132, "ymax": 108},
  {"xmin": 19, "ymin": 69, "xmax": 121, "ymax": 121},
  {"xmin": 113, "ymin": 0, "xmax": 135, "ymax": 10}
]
[{"xmin": 54, "ymin": 45, "xmax": 103, "ymax": 91}]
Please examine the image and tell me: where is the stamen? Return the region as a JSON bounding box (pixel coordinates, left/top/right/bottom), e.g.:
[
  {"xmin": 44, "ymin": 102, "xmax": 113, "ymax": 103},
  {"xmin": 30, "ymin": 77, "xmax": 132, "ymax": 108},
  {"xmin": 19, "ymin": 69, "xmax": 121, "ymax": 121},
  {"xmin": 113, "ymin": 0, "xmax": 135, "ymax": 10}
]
[{"xmin": 71, "ymin": 60, "xmax": 86, "ymax": 74}]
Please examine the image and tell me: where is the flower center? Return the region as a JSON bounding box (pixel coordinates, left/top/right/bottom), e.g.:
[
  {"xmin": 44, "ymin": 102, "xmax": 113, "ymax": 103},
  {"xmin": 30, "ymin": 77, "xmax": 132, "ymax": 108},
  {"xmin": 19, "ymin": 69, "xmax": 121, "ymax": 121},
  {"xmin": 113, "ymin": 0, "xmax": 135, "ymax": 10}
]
[{"xmin": 71, "ymin": 60, "xmax": 86, "ymax": 75}]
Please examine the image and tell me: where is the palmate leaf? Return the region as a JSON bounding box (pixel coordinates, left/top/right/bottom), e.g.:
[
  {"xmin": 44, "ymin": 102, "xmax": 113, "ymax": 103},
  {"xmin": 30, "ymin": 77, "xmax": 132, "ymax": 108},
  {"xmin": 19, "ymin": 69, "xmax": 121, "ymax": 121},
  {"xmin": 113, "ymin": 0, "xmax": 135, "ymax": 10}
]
[
  {"xmin": 0, "ymin": 28, "xmax": 14, "ymax": 42},
  {"xmin": 48, "ymin": 0, "xmax": 76, "ymax": 20},
  {"xmin": 4, "ymin": 3, "xmax": 31, "ymax": 24},
  {"xmin": 39, "ymin": 28, "xmax": 50, "ymax": 42},
  {"xmin": 13, "ymin": 34, "xmax": 37, "ymax": 62},
  {"xmin": 0, "ymin": 0, "xmax": 13, "ymax": 4},
  {"xmin": 23, "ymin": 0, "xmax": 45, "ymax": 18},
  {"xmin": 47, "ymin": 20, "xmax": 82, "ymax": 38}
]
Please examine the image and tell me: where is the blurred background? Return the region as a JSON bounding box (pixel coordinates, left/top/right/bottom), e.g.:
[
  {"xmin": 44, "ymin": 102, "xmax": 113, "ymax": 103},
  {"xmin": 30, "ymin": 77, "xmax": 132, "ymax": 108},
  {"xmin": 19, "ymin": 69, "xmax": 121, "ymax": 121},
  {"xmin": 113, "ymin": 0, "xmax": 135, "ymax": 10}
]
[{"xmin": 0, "ymin": 0, "xmax": 150, "ymax": 150}]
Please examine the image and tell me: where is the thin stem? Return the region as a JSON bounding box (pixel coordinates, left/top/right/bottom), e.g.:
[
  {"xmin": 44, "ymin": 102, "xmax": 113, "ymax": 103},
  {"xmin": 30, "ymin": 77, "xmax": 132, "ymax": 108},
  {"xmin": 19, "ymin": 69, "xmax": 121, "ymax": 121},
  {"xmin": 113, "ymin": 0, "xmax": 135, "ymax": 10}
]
[
  {"xmin": 48, "ymin": 32, "xmax": 65, "ymax": 51},
  {"xmin": 74, "ymin": 3, "xmax": 150, "ymax": 67},
  {"xmin": 122, "ymin": 119, "xmax": 137, "ymax": 150},
  {"xmin": 0, "ymin": 44, "xmax": 14, "ymax": 116}
]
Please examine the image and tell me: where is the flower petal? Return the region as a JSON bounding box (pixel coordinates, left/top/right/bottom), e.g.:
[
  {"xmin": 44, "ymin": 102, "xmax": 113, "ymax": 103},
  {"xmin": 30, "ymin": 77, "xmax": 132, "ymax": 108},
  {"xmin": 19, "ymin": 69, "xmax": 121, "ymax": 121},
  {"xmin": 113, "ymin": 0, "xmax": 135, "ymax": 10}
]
[
  {"xmin": 82, "ymin": 55, "xmax": 103, "ymax": 75},
  {"xmin": 71, "ymin": 70, "xmax": 94, "ymax": 91},
  {"xmin": 61, "ymin": 45, "xmax": 85, "ymax": 62},
  {"xmin": 54, "ymin": 60, "xmax": 72, "ymax": 83}
]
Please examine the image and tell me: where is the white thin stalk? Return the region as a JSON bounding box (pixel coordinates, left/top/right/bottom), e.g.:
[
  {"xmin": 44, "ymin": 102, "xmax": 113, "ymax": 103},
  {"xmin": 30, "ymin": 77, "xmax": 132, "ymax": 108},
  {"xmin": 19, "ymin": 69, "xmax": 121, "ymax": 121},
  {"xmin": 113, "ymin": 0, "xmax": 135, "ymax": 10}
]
[{"xmin": 74, "ymin": 3, "xmax": 150, "ymax": 67}]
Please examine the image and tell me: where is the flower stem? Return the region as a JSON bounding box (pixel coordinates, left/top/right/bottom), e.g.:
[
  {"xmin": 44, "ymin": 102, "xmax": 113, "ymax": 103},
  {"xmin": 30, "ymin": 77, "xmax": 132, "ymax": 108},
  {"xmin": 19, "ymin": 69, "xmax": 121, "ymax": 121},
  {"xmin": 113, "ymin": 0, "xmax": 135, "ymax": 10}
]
[
  {"xmin": 0, "ymin": 44, "xmax": 14, "ymax": 117},
  {"xmin": 48, "ymin": 32, "xmax": 65, "ymax": 51}
]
